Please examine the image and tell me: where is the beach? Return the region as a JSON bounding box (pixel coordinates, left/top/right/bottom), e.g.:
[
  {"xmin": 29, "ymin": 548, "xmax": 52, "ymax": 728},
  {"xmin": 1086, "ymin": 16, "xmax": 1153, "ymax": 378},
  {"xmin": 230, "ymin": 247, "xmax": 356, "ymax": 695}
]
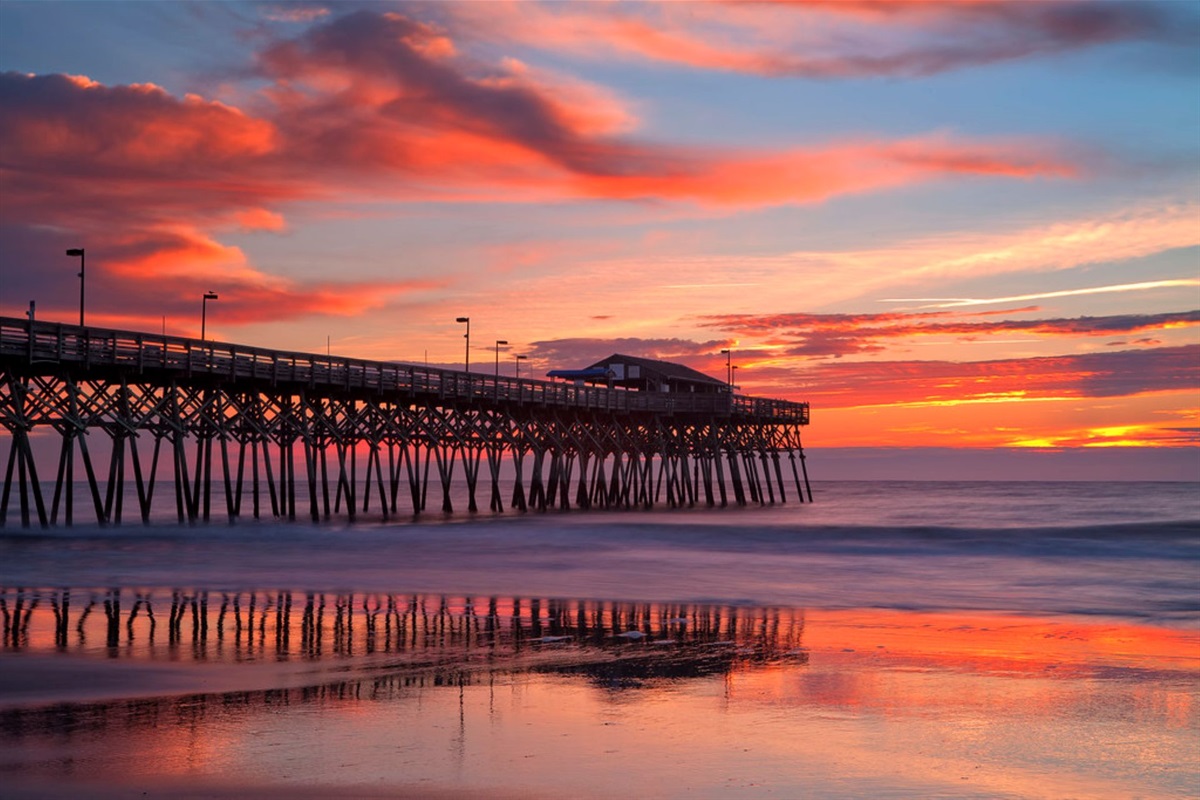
[{"xmin": 2, "ymin": 481, "xmax": 1198, "ymax": 798}]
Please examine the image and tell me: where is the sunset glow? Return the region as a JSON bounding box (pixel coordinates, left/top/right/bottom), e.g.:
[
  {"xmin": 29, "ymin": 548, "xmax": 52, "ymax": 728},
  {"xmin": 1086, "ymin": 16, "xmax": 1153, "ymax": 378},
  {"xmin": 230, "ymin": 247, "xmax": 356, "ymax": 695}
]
[{"xmin": 1, "ymin": 1, "xmax": 1196, "ymax": 471}]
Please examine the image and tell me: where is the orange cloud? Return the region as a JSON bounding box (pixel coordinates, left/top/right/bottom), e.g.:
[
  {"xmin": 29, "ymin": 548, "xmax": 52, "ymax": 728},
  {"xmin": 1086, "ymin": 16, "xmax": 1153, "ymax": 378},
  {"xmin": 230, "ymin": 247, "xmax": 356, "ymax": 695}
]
[
  {"xmin": 761, "ymin": 345, "xmax": 1200, "ymax": 409},
  {"xmin": 1, "ymin": 23, "xmax": 1075, "ymax": 227},
  {"xmin": 2, "ymin": 74, "xmax": 277, "ymax": 175},
  {"xmin": 601, "ymin": 202, "xmax": 1200, "ymax": 310},
  {"xmin": 0, "ymin": 216, "xmax": 447, "ymax": 333},
  {"xmin": 699, "ymin": 309, "xmax": 1200, "ymax": 357},
  {"xmin": 248, "ymin": 11, "xmax": 1077, "ymax": 204},
  {"xmin": 234, "ymin": 208, "xmax": 287, "ymax": 232},
  {"xmin": 0, "ymin": 71, "xmax": 302, "ymax": 235},
  {"xmin": 435, "ymin": 1, "xmax": 1196, "ymax": 77},
  {"xmin": 0, "ymin": 7, "xmax": 1093, "ymax": 330},
  {"xmin": 567, "ymin": 136, "xmax": 1075, "ymax": 206},
  {"xmin": 91, "ymin": 269, "xmax": 446, "ymax": 336}
]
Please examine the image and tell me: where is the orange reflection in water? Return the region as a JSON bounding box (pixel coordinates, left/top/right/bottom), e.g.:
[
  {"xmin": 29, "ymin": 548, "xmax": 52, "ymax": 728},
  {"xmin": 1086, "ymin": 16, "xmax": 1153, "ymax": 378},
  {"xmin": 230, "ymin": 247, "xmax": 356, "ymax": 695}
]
[
  {"xmin": 726, "ymin": 609, "xmax": 1197, "ymax": 728},
  {"xmin": 804, "ymin": 608, "xmax": 1198, "ymax": 673}
]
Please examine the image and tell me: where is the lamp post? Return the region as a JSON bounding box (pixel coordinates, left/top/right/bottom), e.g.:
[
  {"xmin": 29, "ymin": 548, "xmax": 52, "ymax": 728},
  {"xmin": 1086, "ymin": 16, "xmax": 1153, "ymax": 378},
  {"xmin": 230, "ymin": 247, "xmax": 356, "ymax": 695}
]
[
  {"xmin": 720, "ymin": 348, "xmax": 732, "ymax": 389},
  {"xmin": 66, "ymin": 248, "xmax": 85, "ymax": 326},
  {"xmin": 456, "ymin": 317, "xmax": 470, "ymax": 372},
  {"xmin": 515, "ymin": 354, "xmax": 527, "ymax": 379},
  {"xmin": 731, "ymin": 365, "xmax": 739, "ymax": 391},
  {"xmin": 201, "ymin": 292, "xmax": 218, "ymax": 340},
  {"xmin": 494, "ymin": 340, "xmax": 508, "ymax": 378}
]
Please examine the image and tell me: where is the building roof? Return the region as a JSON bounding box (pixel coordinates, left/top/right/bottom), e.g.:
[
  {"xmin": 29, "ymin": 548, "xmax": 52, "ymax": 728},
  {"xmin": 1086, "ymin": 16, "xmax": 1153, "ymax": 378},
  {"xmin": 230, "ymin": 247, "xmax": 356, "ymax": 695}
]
[
  {"xmin": 546, "ymin": 367, "xmax": 612, "ymax": 380},
  {"xmin": 587, "ymin": 353, "xmax": 726, "ymax": 388}
]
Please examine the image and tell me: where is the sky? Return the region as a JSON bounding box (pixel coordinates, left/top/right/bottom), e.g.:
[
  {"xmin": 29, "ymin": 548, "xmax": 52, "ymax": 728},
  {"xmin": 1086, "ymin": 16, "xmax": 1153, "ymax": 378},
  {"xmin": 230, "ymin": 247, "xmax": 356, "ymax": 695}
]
[{"xmin": 1, "ymin": 0, "xmax": 1198, "ymax": 476}]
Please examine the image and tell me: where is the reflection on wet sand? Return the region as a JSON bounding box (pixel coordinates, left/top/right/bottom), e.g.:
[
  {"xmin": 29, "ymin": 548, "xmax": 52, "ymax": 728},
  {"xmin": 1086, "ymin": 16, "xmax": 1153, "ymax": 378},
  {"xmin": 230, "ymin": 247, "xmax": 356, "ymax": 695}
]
[
  {"xmin": 2, "ymin": 587, "xmax": 1197, "ymax": 799},
  {"xmin": 1, "ymin": 586, "xmax": 806, "ymax": 672}
]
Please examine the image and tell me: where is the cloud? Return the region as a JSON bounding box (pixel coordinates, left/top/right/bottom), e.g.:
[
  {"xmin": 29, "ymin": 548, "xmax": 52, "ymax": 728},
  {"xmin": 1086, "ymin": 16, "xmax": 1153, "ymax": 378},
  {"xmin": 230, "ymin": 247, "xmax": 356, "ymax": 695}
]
[
  {"xmin": 253, "ymin": 9, "xmax": 649, "ymax": 179},
  {"xmin": 618, "ymin": 202, "xmax": 1199, "ymax": 310},
  {"xmin": 262, "ymin": 5, "xmax": 331, "ymax": 24},
  {"xmin": 564, "ymin": 135, "xmax": 1075, "ymax": 206},
  {"xmin": 698, "ymin": 309, "xmax": 1200, "ymax": 358},
  {"xmin": 882, "ymin": 279, "xmax": 1200, "ymax": 309},
  {"xmin": 0, "ymin": 7, "xmax": 1090, "ymax": 327},
  {"xmin": 234, "ymin": 208, "xmax": 288, "ymax": 232},
  {"xmin": 0, "ymin": 12, "xmax": 1080, "ymax": 227},
  {"xmin": 0, "ymin": 221, "xmax": 447, "ymax": 332},
  {"xmin": 0, "ymin": 72, "xmax": 295, "ymax": 230},
  {"xmin": 249, "ymin": 10, "xmax": 1077, "ymax": 205},
  {"xmin": 434, "ymin": 1, "xmax": 1198, "ymax": 78},
  {"xmin": 793, "ymin": 345, "xmax": 1200, "ymax": 408}
]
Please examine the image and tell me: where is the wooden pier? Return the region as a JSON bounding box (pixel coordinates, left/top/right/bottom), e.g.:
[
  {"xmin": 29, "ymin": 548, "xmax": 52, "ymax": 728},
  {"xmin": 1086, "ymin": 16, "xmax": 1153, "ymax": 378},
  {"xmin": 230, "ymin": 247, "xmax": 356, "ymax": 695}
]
[{"xmin": 0, "ymin": 317, "xmax": 811, "ymax": 527}]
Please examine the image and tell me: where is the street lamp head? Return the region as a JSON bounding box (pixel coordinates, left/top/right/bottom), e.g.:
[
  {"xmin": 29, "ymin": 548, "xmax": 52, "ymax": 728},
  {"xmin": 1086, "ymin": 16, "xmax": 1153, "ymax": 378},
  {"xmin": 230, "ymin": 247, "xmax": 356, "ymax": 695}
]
[
  {"xmin": 456, "ymin": 317, "xmax": 469, "ymax": 323},
  {"xmin": 66, "ymin": 248, "xmax": 84, "ymax": 257},
  {"xmin": 204, "ymin": 292, "xmax": 219, "ymax": 300},
  {"xmin": 516, "ymin": 354, "xmax": 527, "ymax": 360},
  {"xmin": 720, "ymin": 348, "xmax": 729, "ymax": 355},
  {"xmin": 496, "ymin": 340, "xmax": 508, "ymax": 346}
]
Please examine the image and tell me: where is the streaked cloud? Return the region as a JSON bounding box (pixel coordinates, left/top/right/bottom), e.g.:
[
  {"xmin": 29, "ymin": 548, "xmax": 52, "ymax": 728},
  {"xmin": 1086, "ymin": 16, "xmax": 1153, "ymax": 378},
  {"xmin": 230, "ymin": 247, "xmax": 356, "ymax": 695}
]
[
  {"xmin": 698, "ymin": 309, "xmax": 1200, "ymax": 358},
  {"xmin": 773, "ymin": 344, "xmax": 1200, "ymax": 407},
  {"xmin": 435, "ymin": 1, "xmax": 1197, "ymax": 78},
  {"xmin": 881, "ymin": 279, "xmax": 1200, "ymax": 309},
  {"xmin": 564, "ymin": 202, "xmax": 1199, "ymax": 312},
  {"xmin": 806, "ymin": 205, "xmax": 1200, "ymax": 304}
]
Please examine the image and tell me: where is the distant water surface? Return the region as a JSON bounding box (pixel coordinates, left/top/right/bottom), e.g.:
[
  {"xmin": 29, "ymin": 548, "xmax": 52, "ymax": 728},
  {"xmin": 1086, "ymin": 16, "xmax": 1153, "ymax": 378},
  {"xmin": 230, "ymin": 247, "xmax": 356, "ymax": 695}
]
[{"xmin": 2, "ymin": 481, "xmax": 1196, "ymax": 623}]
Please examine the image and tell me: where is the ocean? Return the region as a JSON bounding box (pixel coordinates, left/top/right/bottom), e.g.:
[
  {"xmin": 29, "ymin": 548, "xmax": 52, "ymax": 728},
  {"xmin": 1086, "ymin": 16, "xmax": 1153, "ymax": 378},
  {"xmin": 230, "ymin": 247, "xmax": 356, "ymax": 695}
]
[
  {"xmin": 2, "ymin": 480, "xmax": 1198, "ymax": 798},
  {"xmin": 4, "ymin": 480, "xmax": 1197, "ymax": 620}
]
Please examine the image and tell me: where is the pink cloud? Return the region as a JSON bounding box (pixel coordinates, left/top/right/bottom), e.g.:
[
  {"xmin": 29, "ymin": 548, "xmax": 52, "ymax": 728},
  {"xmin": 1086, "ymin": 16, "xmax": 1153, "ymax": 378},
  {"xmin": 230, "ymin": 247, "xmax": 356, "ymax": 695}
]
[
  {"xmin": 435, "ymin": 1, "xmax": 1195, "ymax": 78},
  {"xmin": 247, "ymin": 11, "xmax": 1077, "ymax": 202},
  {"xmin": 0, "ymin": 8, "xmax": 1093, "ymax": 327},
  {"xmin": 699, "ymin": 309, "xmax": 1200, "ymax": 358},
  {"xmin": 795, "ymin": 345, "xmax": 1200, "ymax": 407}
]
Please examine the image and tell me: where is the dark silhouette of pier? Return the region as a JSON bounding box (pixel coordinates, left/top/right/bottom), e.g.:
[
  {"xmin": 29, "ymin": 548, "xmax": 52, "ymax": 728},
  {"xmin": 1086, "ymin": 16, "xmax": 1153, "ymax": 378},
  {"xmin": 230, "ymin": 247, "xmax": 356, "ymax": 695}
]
[
  {"xmin": 1, "ymin": 587, "xmax": 806, "ymax": 668},
  {"xmin": 0, "ymin": 317, "xmax": 811, "ymax": 527},
  {"xmin": 0, "ymin": 587, "xmax": 807, "ymax": 742}
]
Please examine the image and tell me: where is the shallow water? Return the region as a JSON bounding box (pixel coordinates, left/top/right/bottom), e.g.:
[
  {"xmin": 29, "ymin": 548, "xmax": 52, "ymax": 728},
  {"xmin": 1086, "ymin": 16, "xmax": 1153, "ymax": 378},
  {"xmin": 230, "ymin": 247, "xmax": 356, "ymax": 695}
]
[{"xmin": 3, "ymin": 483, "xmax": 1197, "ymax": 623}]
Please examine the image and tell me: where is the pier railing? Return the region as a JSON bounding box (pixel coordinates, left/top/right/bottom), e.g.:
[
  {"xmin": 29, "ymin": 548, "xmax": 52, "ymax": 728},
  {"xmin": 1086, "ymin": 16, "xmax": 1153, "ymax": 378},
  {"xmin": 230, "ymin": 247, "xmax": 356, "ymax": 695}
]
[{"xmin": 0, "ymin": 317, "xmax": 808, "ymax": 424}]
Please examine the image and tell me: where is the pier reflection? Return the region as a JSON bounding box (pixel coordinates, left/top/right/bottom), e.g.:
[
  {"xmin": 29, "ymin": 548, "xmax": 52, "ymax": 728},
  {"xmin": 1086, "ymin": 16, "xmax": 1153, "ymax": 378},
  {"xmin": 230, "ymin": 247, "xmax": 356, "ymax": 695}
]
[{"xmin": 1, "ymin": 586, "xmax": 806, "ymax": 681}]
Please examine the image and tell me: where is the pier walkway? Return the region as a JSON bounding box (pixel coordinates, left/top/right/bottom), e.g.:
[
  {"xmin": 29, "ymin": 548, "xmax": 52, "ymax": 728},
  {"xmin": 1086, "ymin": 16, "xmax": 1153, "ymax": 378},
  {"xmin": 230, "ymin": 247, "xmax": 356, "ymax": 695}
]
[{"xmin": 0, "ymin": 317, "xmax": 811, "ymax": 527}]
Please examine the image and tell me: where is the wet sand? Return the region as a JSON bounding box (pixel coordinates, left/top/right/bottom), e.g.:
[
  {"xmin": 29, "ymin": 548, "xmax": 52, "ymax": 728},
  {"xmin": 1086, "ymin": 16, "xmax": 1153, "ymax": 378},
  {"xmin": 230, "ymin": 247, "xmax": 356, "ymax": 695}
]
[{"xmin": 2, "ymin": 589, "xmax": 1197, "ymax": 799}]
